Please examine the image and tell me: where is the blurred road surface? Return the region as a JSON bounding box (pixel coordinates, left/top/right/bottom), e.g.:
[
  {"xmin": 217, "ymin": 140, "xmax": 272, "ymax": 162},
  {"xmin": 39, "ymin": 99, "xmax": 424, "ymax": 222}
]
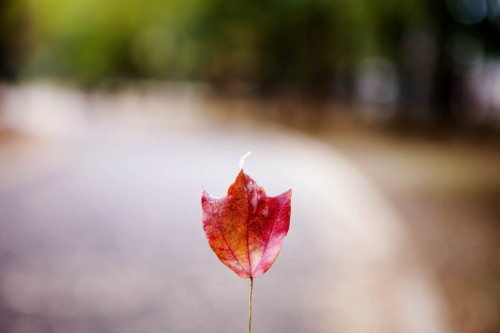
[{"xmin": 0, "ymin": 84, "xmax": 452, "ymax": 333}]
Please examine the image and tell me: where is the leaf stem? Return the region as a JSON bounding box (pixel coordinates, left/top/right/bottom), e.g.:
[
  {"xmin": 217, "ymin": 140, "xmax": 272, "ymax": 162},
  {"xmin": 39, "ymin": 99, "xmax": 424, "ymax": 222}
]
[
  {"xmin": 249, "ymin": 277, "xmax": 253, "ymax": 333},
  {"xmin": 239, "ymin": 151, "xmax": 252, "ymax": 170}
]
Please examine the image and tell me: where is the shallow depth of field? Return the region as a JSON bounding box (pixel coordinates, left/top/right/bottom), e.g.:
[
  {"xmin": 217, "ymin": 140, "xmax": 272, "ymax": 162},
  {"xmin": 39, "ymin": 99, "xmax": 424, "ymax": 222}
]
[{"xmin": 0, "ymin": 1, "xmax": 499, "ymax": 333}]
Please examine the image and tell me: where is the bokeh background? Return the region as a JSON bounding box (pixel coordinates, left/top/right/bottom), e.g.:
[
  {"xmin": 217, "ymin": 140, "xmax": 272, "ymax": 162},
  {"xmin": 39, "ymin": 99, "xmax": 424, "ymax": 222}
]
[{"xmin": 0, "ymin": 0, "xmax": 499, "ymax": 332}]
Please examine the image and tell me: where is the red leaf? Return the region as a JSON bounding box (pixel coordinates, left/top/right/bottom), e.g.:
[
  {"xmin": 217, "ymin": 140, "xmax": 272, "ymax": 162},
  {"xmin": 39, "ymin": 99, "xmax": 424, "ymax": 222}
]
[{"xmin": 202, "ymin": 170, "xmax": 292, "ymax": 278}]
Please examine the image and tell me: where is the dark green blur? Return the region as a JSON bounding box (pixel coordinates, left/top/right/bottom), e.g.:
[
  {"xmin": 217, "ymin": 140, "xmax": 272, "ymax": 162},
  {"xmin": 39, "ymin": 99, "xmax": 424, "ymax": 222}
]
[{"xmin": 1, "ymin": 0, "xmax": 500, "ymax": 124}]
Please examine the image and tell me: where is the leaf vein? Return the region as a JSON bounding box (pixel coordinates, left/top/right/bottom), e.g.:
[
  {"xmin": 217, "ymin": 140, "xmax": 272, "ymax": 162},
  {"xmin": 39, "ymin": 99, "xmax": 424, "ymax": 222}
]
[
  {"xmin": 252, "ymin": 196, "xmax": 288, "ymax": 274},
  {"xmin": 213, "ymin": 201, "xmax": 246, "ymax": 275}
]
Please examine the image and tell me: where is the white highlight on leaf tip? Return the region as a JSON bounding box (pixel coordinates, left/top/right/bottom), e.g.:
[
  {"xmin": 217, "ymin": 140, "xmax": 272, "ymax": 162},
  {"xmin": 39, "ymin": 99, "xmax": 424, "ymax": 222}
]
[{"xmin": 239, "ymin": 151, "xmax": 252, "ymax": 170}]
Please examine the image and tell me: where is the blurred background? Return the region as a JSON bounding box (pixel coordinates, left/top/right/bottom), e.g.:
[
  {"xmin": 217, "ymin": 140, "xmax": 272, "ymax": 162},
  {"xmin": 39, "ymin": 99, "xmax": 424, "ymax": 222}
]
[{"xmin": 0, "ymin": 0, "xmax": 499, "ymax": 332}]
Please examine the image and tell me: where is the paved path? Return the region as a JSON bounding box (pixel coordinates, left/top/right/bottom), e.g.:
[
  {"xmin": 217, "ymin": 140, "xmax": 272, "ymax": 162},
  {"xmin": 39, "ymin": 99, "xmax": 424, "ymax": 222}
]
[{"xmin": 0, "ymin": 85, "xmax": 451, "ymax": 333}]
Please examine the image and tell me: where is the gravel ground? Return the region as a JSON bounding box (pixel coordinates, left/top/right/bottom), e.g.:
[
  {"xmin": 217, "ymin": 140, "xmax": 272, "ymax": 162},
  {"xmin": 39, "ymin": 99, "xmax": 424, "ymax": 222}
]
[{"xmin": 320, "ymin": 130, "xmax": 500, "ymax": 333}]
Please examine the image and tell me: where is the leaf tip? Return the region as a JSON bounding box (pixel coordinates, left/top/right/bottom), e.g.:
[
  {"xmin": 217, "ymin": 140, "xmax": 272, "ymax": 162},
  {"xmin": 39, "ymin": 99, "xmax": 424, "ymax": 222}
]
[{"xmin": 201, "ymin": 186, "xmax": 211, "ymax": 202}]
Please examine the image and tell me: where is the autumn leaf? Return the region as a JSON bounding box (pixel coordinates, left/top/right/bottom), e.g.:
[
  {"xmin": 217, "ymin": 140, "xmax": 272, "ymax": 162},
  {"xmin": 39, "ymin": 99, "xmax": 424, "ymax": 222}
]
[{"xmin": 201, "ymin": 159, "xmax": 292, "ymax": 279}]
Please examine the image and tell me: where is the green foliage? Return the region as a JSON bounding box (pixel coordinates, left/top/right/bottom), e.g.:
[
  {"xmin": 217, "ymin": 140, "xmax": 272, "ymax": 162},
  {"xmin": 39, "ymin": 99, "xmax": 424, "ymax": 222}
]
[{"xmin": 1, "ymin": 0, "xmax": 440, "ymax": 87}]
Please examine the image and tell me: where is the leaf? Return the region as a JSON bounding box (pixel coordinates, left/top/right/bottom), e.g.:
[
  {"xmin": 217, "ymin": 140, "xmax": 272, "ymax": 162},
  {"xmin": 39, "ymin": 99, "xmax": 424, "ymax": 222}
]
[{"xmin": 202, "ymin": 169, "xmax": 292, "ymax": 278}]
